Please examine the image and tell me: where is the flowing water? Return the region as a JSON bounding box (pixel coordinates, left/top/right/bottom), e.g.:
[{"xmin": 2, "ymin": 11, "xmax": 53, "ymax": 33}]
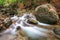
[{"xmin": 0, "ymin": 13, "xmax": 58, "ymax": 40}]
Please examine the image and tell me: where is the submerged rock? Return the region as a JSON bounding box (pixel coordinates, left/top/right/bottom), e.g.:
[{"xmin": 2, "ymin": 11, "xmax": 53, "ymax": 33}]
[{"xmin": 35, "ymin": 4, "xmax": 59, "ymax": 25}]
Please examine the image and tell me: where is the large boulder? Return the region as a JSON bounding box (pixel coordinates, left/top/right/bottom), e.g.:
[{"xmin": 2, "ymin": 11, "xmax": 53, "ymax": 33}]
[{"xmin": 34, "ymin": 4, "xmax": 59, "ymax": 24}]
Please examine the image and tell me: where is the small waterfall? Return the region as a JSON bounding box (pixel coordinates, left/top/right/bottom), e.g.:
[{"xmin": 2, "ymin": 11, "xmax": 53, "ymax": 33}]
[{"xmin": 0, "ymin": 13, "xmax": 53, "ymax": 40}]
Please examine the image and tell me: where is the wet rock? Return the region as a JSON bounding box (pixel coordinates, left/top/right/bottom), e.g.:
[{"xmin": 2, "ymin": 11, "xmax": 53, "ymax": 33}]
[
  {"xmin": 34, "ymin": 4, "xmax": 59, "ymax": 25},
  {"xmin": 53, "ymin": 26, "xmax": 60, "ymax": 39}
]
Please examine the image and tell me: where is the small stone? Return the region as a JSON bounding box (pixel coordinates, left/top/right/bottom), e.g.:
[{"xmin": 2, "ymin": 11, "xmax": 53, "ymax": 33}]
[{"xmin": 27, "ymin": 18, "xmax": 38, "ymax": 25}]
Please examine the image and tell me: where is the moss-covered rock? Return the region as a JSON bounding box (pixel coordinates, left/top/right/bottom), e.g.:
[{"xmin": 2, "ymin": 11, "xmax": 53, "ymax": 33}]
[{"xmin": 34, "ymin": 4, "xmax": 59, "ymax": 24}]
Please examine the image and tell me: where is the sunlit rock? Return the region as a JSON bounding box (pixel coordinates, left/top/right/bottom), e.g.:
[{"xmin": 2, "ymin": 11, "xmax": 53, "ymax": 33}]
[{"xmin": 0, "ymin": 15, "xmax": 12, "ymax": 32}]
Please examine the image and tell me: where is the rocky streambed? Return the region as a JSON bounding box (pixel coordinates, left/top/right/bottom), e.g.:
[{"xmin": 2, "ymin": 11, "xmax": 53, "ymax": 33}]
[{"xmin": 0, "ymin": 4, "xmax": 60, "ymax": 40}]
